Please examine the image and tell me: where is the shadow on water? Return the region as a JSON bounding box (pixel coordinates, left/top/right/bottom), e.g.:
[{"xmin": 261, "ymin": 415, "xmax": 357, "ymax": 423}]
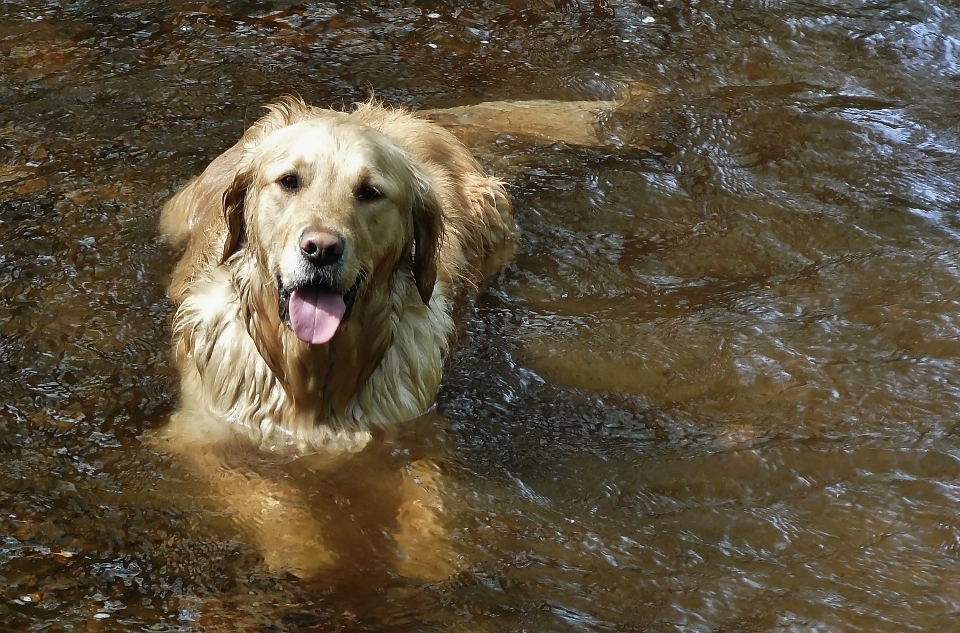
[{"xmin": 4, "ymin": 0, "xmax": 960, "ymax": 630}]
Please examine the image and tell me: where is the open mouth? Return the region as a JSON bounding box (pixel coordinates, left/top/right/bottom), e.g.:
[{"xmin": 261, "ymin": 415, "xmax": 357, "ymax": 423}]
[{"xmin": 278, "ymin": 274, "xmax": 362, "ymax": 345}]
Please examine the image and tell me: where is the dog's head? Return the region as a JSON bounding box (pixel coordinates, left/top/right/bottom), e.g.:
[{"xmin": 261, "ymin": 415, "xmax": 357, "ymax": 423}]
[{"xmin": 218, "ymin": 118, "xmax": 443, "ymax": 345}]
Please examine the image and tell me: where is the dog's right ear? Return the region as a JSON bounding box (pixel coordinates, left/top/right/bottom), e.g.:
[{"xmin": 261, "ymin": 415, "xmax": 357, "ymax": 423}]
[
  {"xmin": 161, "ymin": 144, "xmax": 253, "ymax": 303},
  {"xmin": 219, "ymin": 169, "xmax": 252, "ymax": 264}
]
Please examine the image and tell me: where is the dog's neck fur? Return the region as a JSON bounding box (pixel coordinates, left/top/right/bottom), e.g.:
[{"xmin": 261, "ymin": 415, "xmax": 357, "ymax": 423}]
[{"xmin": 172, "ymin": 255, "xmax": 453, "ymax": 453}]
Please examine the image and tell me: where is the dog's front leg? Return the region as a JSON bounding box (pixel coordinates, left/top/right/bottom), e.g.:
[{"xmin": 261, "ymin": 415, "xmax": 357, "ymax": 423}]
[
  {"xmin": 155, "ymin": 419, "xmax": 336, "ymax": 578},
  {"xmin": 391, "ymin": 458, "xmax": 458, "ymax": 581},
  {"xmin": 201, "ymin": 454, "xmax": 336, "ymax": 577}
]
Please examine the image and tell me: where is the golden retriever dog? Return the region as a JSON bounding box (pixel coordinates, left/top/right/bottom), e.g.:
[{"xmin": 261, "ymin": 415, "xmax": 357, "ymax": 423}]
[{"xmin": 158, "ymin": 97, "xmax": 515, "ymax": 578}]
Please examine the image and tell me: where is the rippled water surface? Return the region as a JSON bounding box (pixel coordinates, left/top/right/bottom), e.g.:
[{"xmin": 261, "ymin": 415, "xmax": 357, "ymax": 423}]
[{"xmin": 4, "ymin": 0, "xmax": 960, "ymax": 630}]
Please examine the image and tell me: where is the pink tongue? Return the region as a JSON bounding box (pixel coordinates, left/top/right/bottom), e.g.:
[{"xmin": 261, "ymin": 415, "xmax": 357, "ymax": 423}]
[{"xmin": 289, "ymin": 287, "xmax": 346, "ymax": 345}]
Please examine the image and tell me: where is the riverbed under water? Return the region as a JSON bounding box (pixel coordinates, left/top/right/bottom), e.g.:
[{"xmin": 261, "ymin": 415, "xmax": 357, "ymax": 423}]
[{"xmin": 3, "ymin": 0, "xmax": 960, "ymax": 630}]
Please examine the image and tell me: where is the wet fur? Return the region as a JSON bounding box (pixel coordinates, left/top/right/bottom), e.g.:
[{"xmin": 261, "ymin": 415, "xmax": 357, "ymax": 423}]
[{"xmin": 160, "ymin": 98, "xmax": 514, "ymax": 453}]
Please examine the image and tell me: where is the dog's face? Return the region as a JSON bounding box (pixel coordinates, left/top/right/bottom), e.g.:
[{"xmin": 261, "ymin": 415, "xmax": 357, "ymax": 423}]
[{"xmin": 222, "ymin": 118, "xmax": 442, "ymax": 345}]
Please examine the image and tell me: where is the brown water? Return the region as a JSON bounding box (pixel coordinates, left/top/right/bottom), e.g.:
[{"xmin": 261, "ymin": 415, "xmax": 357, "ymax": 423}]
[{"xmin": 4, "ymin": 0, "xmax": 960, "ymax": 630}]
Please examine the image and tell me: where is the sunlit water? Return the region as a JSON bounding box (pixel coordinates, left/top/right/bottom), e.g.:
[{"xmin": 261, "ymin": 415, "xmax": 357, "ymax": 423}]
[{"xmin": 4, "ymin": 1, "xmax": 960, "ymax": 630}]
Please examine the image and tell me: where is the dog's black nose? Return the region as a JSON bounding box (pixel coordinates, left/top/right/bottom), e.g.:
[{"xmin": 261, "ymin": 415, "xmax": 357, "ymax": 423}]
[{"xmin": 299, "ymin": 229, "xmax": 344, "ymax": 267}]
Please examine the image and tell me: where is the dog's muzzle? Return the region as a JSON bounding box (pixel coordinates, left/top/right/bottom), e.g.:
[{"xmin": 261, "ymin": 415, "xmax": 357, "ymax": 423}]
[
  {"xmin": 277, "ymin": 229, "xmax": 361, "ymax": 345},
  {"xmin": 277, "ymin": 274, "xmax": 362, "ymax": 345}
]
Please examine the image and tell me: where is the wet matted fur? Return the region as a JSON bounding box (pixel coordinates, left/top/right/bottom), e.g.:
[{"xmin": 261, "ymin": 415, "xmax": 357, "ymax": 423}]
[{"xmin": 160, "ymin": 97, "xmax": 515, "ymax": 454}]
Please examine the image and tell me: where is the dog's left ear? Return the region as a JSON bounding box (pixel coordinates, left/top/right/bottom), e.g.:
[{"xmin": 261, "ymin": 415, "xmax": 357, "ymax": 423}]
[{"xmin": 411, "ymin": 175, "xmax": 444, "ymax": 306}]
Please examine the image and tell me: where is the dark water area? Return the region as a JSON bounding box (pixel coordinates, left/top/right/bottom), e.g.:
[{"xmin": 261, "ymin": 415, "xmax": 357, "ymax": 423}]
[{"xmin": 4, "ymin": 0, "xmax": 960, "ymax": 630}]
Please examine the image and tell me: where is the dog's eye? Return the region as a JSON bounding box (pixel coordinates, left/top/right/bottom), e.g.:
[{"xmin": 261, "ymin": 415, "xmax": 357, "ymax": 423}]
[
  {"xmin": 279, "ymin": 174, "xmax": 300, "ymax": 191},
  {"xmin": 355, "ymin": 184, "xmax": 383, "ymax": 202}
]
